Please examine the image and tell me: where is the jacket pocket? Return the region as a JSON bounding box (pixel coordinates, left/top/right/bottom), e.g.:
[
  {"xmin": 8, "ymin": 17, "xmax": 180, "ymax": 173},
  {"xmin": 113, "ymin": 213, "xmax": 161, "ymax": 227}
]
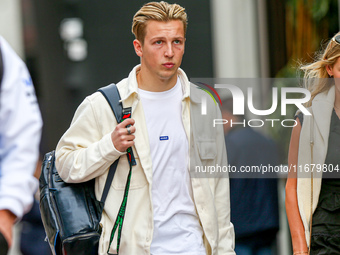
[
  {"xmin": 197, "ymin": 140, "xmax": 217, "ymax": 160},
  {"xmin": 112, "ymin": 154, "xmax": 147, "ymax": 190}
]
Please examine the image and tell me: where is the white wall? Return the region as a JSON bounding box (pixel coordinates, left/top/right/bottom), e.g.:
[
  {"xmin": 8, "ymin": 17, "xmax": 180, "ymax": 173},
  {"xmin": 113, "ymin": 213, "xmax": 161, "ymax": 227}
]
[
  {"xmin": 0, "ymin": 0, "xmax": 24, "ymax": 58},
  {"xmin": 210, "ymin": 0, "xmax": 262, "ymax": 118},
  {"xmin": 210, "ymin": 0, "xmax": 260, "ymax": 78}
]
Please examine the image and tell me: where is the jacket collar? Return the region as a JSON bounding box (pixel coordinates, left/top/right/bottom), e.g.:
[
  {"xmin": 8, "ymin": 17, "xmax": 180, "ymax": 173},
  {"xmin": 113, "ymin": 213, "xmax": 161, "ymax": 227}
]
[
  {"xmin": 117, "ymin": 64, "xmax": 191, "ymax": 103},
  {"xmin": 189, "ymin": 83, "xmax": 203, "ymax": 104}
]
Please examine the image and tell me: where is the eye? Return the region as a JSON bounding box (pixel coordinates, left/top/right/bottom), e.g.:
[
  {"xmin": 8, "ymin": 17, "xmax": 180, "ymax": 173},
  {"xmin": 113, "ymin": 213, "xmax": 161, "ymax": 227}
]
[
  {"xmin": 155, "ymin": 40, "xmax": 162, "ymax": 45},
  {"xmin": 174, "ymin": 40, "xmax": 181, "ymax": 44}
]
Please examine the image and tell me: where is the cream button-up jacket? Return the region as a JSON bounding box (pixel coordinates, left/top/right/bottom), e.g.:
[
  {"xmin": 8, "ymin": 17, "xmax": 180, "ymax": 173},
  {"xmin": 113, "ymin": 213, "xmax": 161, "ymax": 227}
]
[
  {"xmin": 55, "ymin": 65, "xmax": 235, "ymax": 255},
  {"xmin": 297, "ymin": 85, "xmax": 335, "ymax": 247}
]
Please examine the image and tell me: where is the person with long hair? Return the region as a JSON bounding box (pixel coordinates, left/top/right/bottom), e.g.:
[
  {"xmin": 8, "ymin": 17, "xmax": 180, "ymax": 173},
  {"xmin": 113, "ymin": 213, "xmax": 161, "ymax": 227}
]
[{"xmin": 286, "ymin": 32, "xmax": 340, "ymax": 255}]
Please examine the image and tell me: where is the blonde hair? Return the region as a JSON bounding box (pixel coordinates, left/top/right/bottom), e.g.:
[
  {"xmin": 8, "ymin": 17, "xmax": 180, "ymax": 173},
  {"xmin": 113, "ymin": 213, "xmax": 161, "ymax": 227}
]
[
  {"xmin": 132, "ymin": 1, "xmax": 188, "ymax": 43},
  {"xmin": 301, "ymin": 32, "xmax": 340, "ymax": 106}
]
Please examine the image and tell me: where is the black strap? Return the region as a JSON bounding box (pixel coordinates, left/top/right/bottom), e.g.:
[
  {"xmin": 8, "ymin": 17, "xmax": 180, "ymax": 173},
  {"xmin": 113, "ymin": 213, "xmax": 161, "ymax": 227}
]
[
  {"xmin": 99, "ymin": 83, "xmax": 136, "ymax": 254},
  {"xmin": 98, "ymin": 84, "xmax": 122, "ymax": 203},
  {"xmin": 98, "ymin": 83, "xmax": 136, "ymax": 167},
  {"xmin": 100, "ymin": 160, "xmax": 119, "ymax": 203},
  {"xmin": 97, "ymin": 83, "xmax": 136, "ymax": 203},
  {"xmin": 99, "ymin": 84, "xmax": 123, "ymax": 124}
]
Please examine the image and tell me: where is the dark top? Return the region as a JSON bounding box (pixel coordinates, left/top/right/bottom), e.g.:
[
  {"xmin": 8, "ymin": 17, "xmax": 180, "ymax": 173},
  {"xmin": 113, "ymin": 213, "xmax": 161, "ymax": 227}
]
[
  {"xmin": 323, "ymin": 109, "xmax": 340, "ymax": 179},
  {"xmin": 310, "ymin": 109, "xmax": 340, "ymax": 254},
  {"xmin": 225, "ymin": 126, "xmax": 280, "ymax": 247}
]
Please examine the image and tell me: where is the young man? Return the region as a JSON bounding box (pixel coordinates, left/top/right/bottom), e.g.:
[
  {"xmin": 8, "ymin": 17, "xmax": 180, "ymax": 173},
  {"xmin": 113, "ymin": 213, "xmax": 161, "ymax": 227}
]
[{"xmin": 56, "ymin": 2, "xmax": 235, "ymax": 254}]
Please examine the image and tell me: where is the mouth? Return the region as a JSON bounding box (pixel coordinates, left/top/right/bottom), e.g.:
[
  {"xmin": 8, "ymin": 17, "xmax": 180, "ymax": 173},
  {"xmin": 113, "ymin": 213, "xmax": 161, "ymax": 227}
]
[{"xmin": 163, "ymin": 63, "xmax": 175, "ymax": 69}]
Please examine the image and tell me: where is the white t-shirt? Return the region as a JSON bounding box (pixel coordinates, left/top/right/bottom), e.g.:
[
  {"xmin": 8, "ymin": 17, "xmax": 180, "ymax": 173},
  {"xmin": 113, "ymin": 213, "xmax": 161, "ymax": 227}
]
[{"xmin": 139, "ymin": 78, "xmax": 206, "ymax": 255}]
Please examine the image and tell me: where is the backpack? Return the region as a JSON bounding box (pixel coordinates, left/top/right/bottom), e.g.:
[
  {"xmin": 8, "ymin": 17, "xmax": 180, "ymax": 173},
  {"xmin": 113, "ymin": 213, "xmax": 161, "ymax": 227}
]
[{"xmin": 39, "ymin": 84, "xmax": 134, "ymax": 255}]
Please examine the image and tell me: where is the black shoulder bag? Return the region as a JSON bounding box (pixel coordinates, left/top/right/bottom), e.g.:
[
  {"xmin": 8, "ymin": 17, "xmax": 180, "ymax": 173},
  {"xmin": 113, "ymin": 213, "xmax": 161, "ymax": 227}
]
[{"xmin": 39, "ymin": 84, "xmax": 134, "ymax": 255}]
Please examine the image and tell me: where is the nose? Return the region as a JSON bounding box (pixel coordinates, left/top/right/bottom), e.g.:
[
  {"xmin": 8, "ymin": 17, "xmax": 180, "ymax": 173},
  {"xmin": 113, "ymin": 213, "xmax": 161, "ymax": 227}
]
[{"xmin": 164, "ymin": 43, "xmax": 174, "ymax": 58}]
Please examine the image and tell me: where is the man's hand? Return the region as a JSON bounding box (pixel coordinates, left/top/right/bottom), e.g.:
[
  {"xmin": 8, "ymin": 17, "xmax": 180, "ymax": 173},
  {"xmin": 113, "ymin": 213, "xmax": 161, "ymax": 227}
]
[
  {"xmin": 0, "ymin": 210, "xmax": 17, "ymax": 248},
  {"xmin": 111, "ymin": 118, "xmax": 136, "ymax": 152}
]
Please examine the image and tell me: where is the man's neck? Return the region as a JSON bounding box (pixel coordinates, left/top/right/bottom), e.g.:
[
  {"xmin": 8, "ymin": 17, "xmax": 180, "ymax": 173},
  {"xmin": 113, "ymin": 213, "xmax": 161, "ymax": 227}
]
[{"xmin": 136, "ymin": 69, "xmax": 178, "ymax": 92}]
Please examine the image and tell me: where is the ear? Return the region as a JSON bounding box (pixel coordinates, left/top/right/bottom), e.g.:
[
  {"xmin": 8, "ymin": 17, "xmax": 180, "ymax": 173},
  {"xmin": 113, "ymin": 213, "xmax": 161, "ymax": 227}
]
[
  {"xmin": 326, "ymin": 65, "xmax": 333, "ymax": 77},
  {"xmin": 133, "ymin": 39, "xmax": 143, "ymax": 57}
]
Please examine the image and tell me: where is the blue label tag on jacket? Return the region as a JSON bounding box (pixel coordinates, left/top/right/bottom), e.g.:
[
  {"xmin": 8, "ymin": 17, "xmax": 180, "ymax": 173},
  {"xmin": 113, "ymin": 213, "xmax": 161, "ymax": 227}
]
[{"xmin": 160, "ymin": 136, "xmax": 169, "ymax": 141}]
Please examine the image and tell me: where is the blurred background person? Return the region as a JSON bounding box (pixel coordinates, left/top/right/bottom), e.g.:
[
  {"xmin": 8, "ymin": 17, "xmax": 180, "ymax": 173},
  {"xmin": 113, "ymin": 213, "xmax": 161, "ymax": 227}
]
[
  {"xmin": 222, "ymin": 98, "xmax": 280, "ymax": 255},
  {"xmin": 0, "ymin": 36, "xmax": 42, "ymax": 254}
]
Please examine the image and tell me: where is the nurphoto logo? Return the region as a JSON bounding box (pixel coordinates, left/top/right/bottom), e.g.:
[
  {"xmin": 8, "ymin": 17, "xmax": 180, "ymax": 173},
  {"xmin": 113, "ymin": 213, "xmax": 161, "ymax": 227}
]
[{"xmin": 194, "ymin": 80, "xmax": 311, "ymax": 128}]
